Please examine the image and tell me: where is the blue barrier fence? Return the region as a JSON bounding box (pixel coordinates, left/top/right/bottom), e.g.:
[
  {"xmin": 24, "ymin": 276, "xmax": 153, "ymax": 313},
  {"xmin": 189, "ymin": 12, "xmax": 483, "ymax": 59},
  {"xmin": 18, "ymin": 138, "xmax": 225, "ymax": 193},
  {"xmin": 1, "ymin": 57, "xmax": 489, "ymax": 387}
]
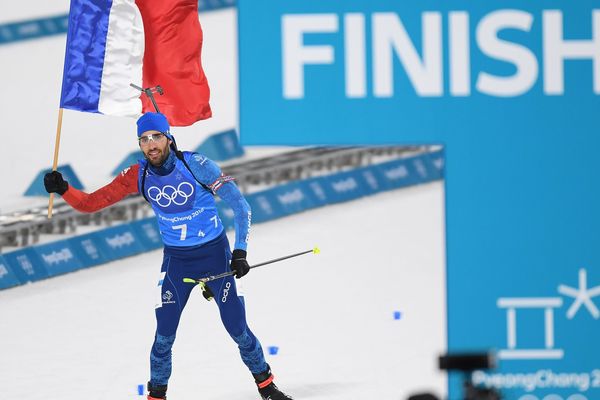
[
  {"xmin": 0, "ymin": 255, "xmax": 22, "ymax": 290},
  {"xmin": 0, "ymin": 0, "xmax": 237, "ymax": 46},
  {"xmin": 0, "ymin": 150, "xmax": 443, "ymax": 290}
]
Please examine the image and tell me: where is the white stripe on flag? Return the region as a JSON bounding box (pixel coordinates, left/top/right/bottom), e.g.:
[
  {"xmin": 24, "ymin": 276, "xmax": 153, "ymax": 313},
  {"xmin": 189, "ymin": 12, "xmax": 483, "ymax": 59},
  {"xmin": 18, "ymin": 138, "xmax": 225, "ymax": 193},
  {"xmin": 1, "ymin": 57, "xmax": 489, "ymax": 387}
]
[{"xmin": 98, "ymin": 0, "xmax": 144, "ymax": 117}]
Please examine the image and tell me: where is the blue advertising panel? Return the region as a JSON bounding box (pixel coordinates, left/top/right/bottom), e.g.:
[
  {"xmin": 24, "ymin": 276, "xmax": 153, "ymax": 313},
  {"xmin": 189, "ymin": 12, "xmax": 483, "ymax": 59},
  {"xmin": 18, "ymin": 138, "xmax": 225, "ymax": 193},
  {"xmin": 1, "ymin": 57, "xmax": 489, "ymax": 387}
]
[
  {"xmin": 68, "ymin": 233, "xmax": 109, "ymax": 268},
  {"xmin": 319, "ymin": 169, "xmax": 373, "ymax": 204},
  {"xmin": 246, "ymin": 192, "xmax": 284, "ymax": 223},
  {"xmin": 92, "ymin": 224, "xmax": 147, "ymax": 261},
  {"xmin": 374, "ymin": 151, "xmax": 442, "ymax": 190},
  {"xmin": 131, "ymin": 218, "xmax": 163, "ymax": 251},
  {"xmin": 303, "ymin": 178, "xmax": 331, "ymax": 207},
  {"xmin": 269, "ymin": 181, "xmax": 318, "ymax": 216},
  {"xmin": 0, "ymin": 15, "xmax": 68, "ymax": 45},
  {"xmin": 239, "ymin": 2, "xmax": 600, "ymax": 400},
  {"xmin": 3, "ymin": 248, "xmax": 48, "ymax": 283},
  {"xmin": 357, "ymin": 166, "xmax": 388, "ymax": 193},
  {"xmin": 0, "ymin": 255, "xmax": 22, "ymax": 289},
  {"xmin": 374, "ymin": 158, "xmax": 418, "ymax": 190},
  {"xmin": 33, "ymin": 240, "xmax": 85, "ymax": 277},
  {"xmin": 424, "ymin": 149, "xmax": 444, "ymax": 180}
]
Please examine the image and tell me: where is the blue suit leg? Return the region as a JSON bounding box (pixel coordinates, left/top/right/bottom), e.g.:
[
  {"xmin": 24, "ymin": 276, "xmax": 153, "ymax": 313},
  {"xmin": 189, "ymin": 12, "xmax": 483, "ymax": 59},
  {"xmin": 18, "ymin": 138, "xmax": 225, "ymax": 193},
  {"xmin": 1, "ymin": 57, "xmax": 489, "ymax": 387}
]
[
  {"xmin": 150, "ymin": 254, "xmax": 195, "ymax": 385},
  {"xmin": 206, "ymin": 250, "xmax": 268, "ymax": 375}
]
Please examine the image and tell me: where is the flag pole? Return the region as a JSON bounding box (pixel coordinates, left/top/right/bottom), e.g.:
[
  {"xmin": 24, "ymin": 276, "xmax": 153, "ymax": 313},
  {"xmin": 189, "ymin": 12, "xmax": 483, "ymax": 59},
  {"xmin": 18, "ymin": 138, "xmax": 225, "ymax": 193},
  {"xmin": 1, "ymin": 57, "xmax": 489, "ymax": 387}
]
[{"xmin": 47, "ymin": 107, "xmax": 64, "ymax": 218}]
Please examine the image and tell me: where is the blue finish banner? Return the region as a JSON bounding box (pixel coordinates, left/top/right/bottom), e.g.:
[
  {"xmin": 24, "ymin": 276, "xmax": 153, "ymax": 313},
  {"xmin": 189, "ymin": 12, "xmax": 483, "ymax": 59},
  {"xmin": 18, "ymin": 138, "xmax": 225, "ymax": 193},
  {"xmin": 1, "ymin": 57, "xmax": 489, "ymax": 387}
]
[
  {"xmin": 239, "ymin": 1, "xmax": 600, "ymax": 400},
  {"xmin": 0, "ymin": 255, "xmax": 22, "ymax": 289},
  {"xmin": 239, "ymin": 1, "xmax": 600, "ymax": 145}
]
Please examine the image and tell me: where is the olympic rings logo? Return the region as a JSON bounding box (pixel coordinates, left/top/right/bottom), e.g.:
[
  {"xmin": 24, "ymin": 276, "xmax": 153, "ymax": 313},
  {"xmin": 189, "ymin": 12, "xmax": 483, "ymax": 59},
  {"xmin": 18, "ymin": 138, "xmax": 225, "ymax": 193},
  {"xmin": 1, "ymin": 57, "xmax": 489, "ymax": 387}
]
[{"xmin": 147, "ymin": 182, "xmax": 195, "ymax": 208}]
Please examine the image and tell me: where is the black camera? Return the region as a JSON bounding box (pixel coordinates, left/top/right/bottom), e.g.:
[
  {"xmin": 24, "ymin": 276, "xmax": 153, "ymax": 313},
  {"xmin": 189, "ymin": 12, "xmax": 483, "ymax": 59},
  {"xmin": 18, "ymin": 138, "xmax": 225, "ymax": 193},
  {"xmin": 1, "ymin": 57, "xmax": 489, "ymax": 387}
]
[{"xmin": 408, "ymin": 351, "xmax": 501, "ymax": 400}]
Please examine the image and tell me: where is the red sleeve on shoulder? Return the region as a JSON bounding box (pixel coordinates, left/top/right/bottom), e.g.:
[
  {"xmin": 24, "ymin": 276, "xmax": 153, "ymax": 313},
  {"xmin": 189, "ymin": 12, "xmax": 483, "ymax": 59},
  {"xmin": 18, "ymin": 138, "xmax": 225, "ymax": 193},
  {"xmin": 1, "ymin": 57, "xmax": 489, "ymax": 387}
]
[{"xmin": 62, "ymin": 164, "xmax": 140, "ymax": 213}]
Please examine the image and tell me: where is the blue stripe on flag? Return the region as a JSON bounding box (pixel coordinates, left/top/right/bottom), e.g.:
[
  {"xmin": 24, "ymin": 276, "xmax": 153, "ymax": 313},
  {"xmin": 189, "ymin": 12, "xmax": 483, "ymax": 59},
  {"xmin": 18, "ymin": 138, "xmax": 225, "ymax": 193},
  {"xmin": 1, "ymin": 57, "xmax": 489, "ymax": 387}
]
[{"xmin": 59, "ymin": 0, "xmax": 113, "ymax": 113}]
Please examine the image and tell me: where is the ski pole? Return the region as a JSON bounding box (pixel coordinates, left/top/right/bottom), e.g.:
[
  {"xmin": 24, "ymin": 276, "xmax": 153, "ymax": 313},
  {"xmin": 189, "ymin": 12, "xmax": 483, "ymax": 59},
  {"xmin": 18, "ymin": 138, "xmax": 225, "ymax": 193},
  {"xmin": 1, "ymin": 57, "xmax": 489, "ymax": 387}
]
[{"xmin": 183, "ymin": 247, "xmax": 320, "ymax": 285}]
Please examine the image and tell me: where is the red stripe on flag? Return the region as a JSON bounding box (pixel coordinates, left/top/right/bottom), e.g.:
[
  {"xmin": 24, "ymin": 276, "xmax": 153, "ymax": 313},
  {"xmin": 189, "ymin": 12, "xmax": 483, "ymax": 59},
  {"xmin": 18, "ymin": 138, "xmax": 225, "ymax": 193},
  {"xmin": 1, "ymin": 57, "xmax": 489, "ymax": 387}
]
[{"xmin": 135, "ymin": 0, "xmax": 212, "ymax": 126}]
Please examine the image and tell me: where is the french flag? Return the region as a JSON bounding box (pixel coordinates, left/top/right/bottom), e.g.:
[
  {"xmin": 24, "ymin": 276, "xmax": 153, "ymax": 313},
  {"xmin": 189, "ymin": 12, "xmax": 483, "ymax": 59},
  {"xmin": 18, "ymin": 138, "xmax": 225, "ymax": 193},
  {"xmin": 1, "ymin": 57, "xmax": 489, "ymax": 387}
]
[{"xmin": 59, "ymin": 0, "xmax": 211, "ymax": 127}]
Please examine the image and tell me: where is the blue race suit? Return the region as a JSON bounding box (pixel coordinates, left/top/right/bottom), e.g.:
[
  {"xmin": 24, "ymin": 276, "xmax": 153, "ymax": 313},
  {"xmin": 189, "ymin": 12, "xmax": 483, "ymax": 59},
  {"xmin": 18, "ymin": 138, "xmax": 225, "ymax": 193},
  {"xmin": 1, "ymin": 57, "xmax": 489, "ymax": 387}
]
[{"xmin": 139, "ymin": 151, "xmax": 267, "ymax": 385}]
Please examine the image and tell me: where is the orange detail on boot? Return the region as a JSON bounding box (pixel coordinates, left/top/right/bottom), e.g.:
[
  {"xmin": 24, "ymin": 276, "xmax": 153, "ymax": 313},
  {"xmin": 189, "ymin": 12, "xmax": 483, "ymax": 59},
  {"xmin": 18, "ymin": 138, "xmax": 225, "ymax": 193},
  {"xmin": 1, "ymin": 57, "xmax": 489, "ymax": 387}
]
[
  {"xmin": 257, "ymin": 374, "xmax": 275, "ymax": 389},
  {"xmin": 147, "ymin": 396, "xmax": 165, "ymax": 400}
]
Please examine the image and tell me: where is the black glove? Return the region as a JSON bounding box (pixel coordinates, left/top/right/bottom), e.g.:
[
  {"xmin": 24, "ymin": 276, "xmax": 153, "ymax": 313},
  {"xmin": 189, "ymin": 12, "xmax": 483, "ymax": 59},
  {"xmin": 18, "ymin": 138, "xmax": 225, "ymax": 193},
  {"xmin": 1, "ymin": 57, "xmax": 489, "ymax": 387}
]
[
  {"xmin": 230, "ymin": 249, "xmax": 250, "ymax": 279},
  {"xmin": 44, "ymin": 171, "xmax": 69, "ymax": 195},
  {"xmin": 199, "ymin": 282, "xmax": 215, "ymax": 301}
]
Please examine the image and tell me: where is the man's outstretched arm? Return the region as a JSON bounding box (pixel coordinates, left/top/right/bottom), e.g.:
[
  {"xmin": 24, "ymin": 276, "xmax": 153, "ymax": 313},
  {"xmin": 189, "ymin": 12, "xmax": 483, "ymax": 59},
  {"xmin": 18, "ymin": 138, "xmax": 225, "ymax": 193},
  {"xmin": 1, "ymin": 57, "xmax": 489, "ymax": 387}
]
[
  {"xmin": 45, "ymin": 165, "xmax": 140, "ymax": 213},
  {"xmin": 187, "ymin": 153, "xmax": 252, "ymax": 278}
]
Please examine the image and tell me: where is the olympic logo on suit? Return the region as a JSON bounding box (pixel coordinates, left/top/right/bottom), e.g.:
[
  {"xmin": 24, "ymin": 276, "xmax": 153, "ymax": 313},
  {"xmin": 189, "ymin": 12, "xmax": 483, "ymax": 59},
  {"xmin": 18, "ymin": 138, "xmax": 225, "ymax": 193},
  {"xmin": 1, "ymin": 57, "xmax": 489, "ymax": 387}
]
[{"xmin": 147, "ymin": 182, "xmax": 195, "ymax": 207}]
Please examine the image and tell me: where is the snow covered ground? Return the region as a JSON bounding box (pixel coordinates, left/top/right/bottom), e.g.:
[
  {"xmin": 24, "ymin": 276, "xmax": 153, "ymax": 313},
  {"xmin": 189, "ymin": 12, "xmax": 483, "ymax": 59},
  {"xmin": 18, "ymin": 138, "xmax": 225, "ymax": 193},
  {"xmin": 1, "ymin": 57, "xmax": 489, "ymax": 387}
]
[{"xmin": 0, "ymin": 181, "xmax": 447, "ymax": 400}]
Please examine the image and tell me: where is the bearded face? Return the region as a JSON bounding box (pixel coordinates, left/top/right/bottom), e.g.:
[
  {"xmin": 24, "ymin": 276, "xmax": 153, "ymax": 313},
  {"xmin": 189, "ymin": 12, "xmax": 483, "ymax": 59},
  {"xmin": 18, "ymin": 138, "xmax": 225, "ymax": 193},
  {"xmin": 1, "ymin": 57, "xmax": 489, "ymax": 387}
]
[{"xmin": 139, "ymin": 131, "xmax": 172, "ymax": 167}]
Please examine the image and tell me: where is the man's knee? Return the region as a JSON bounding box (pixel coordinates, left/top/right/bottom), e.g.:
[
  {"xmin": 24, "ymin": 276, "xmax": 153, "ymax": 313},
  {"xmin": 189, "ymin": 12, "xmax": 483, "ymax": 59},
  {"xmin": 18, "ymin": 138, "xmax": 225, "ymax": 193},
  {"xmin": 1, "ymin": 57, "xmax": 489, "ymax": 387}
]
[
  {"xmin": 231, "ymin": 328, "xmax": 254, "ymax": 348},
  {"xmin": 152, "ymin": 333, "xmax": 176, "ymax": 356}
]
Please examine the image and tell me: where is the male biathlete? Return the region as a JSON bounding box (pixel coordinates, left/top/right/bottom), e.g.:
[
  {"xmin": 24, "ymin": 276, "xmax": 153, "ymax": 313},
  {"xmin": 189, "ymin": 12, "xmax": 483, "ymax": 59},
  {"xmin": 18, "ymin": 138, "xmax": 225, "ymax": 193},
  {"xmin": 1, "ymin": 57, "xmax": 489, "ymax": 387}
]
[{"xmin": 44, "ymin": 112, "xmax": 292, "ymax": 400}]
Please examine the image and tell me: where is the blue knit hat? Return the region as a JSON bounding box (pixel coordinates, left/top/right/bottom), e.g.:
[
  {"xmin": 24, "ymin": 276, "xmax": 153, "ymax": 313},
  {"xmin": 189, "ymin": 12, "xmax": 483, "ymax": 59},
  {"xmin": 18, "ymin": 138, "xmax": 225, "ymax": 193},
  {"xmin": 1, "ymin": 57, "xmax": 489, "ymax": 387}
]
[{"xmin": 136, "ymin": 112, "xmax": 172, "ymax": 139}]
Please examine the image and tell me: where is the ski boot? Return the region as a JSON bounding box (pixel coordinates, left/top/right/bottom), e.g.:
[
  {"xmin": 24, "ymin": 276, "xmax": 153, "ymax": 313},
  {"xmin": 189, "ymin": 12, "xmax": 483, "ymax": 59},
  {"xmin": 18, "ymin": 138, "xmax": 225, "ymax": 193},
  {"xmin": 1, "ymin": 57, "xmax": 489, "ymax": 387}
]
[
  {"xmin": 147, "ymin": 382, "xmax": 167, "ymax": 400},
  {"xmin": 253, "ymin": 365, "xmax": 293, "ymax": 400}
]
